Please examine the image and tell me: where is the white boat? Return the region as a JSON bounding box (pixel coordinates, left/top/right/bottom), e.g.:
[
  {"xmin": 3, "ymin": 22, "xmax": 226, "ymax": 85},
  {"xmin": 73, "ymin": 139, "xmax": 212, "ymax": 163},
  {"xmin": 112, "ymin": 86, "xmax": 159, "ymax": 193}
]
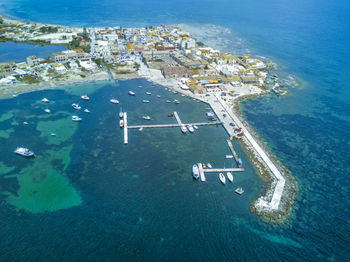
[
  {"xmin": 72, "ymin": 103, "xmax": 81, "ymax": 110},
  {"xmin": 192, "ymin": 164, "xmax": 200, "ymax": 180},
  {"xmin": 14, "ymin": 147, "xmax": 34, "ymax": 157},
  {"xmin": 166, "ymin": 100, "xmax": 171, "ymax": 103},
  {"xmin": 235, "ymin": 187, "xmax": 244, "ymax": 195},
  {"xmin": 173, "ymin": 91, "xmax": 177, "ymax": 94},
  {"xmin": 156, "ymin": 95, "xmax": 161, "ymax": 98},
  {"xmin": 81, "ymin": 95, "xmax": 90, "ymax": 101},
  {"xmin": 146, "ymin": 92, "xmax": 151, "ymax": 95},
  {"xmin": 110, "ymin": 99, "xmax": 119, "ymax": 104},
  {"xmin": 142, "ymin": 116, "xmax": 151, "ymax": 120},
  {"xmin": 225, "ymin": 155, "xmax": 234, "ymax": 159},
  {"xmin": 84, "ymin": 109, "xmax": 90, "ymax": 113},
  {"xmin": 142, "ymin": 100, "xmax": 150, "ymax": 103},
  {"xmin": 139, "ymin": 127, "xmax": 143, "ymax": 131},
  {"xmin": 193, "ymin": 125, "xmax": 198, "ymax": 130},
  {"xmin": 41, "ymin": 98, "xmax": 49, "ymax": 103},
  {"xmin": 181, "ymin": 94, "xmax": 185, "ymax": 97},
  {"xmin": 227, "ymin": 172, "xmax": 233, "ymax": 183},
  {"xmin": 181, "ymin": 125, "xmax": 187, "ymax": 133},
  {"xmin": 72, "ymin": 115, "xmax": 82, "ymax": 121},
  {"xmin": 44, "ymin": 108, "xmax": 51, "ymax": 113},
  {"xmin": 23, "ymin": 122, "xmax": 28, "ymax": 125},
  {"xmin": 187, "ymin": 125, "xmax": 194, "ymax": 133},
  {"xmin": 120, "ymin": 119, "xmax": 124, "ymax": 128},
  {"xmin": 128, "ymin": 91, "xmax": 135, "ymax": 96},
  {"xmin": 50, "ymin": 133, "xmax": 56, "ymax": 136},
  {"xmin": 119, "ymin": 109, "xmax": 123, "ymax": 118},
  {"xmin": 174, "ymin": 99, "xmax": 180, "ymax": 104},
  {"xmin": 219, "ymin": 173, "xmax": 226, "ymax": 184},
  {"xmin": 207, "ymin": 163, "xmax": 212, "ymax": 169}
]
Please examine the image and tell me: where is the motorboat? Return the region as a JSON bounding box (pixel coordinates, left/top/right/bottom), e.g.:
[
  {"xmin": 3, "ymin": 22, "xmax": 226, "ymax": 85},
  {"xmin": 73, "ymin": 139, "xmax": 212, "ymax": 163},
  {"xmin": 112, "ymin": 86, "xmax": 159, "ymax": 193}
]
[
  {"xmin": 128, "ymin": 91, "xmax": 135, "ymax": 96},
  {"xmin": 119, "ymin": 109, "xmax": 123, "ymax": 118},
  {"xmin": 173, "ymin": 91, "xmax": 177, "ymax": 94},
  {"xmin": 139, "ymin": 127, "xmax": 143, "ymax": 131},
  {"xmin": 168, "ymin": 114, "xmax": 174, "ymax": 117},
  {"xmin": 192, "ymin": 164, "xmax": 200, "ymax": 180},
  {"xmin": 219, "ymin": 173, "xmax": 226, "ymax": 184},
  {"xmin": 187, "ymin": 125, "xmax": 194, "ymax": 133},
  {"xmin": 142, "ymin": 100, "xmax": 150, "ymax": 103},
  {"xmin": 84, "ymin": 109, "xmax": 90, "ymax": 113},
  {"xmin": 237, "ymin": 158, "xmax": 243, "ymax": 166},
  {"xmin": 146, "ymin": 92, "xmax": 151, "ymax": 95},
  {"xmin": 72, "ymin": 115, "xmax": 82, "ymax": 121},
  {"xmin": 207, "ymin": 163, "xmax": 212, "ymax": 169},
  {"xmin": 50, "ymin": 133, "xmax": 56, "ymax": 136},
  {"xmin": 174, "ymin": 99, "xmax": 180, "ymax": 104},
  {"xmin": 235, "ymin": 187, "xmax": 244, "ymax": 195},
  {"xmin": 193, "ymin": 125, "xmax": 198, "ymax": 130},
  {"xmin": 81, "ymin": 95, "xmax": 90, "ymax": 101},
  {"xmin": 181, "ymin": 125, "xmax": 187, "ymax": 133},
  {"xmin": 142, "ymin": 116, "xmax": 151, "ymax": 120},
  {"xmin": 156, "ymin": 95, "xmax": 161, "ymax": 98},
  {"xmin": 72, "ymin": 103, "xmax": 81, "ymax": 110},
  {"xmin": 110, "ymin": 99, "xmax": 119, "ymax": 104},
  {"xmin": 41, "ymin": 98, "xmax": 49, "ymax": 103},
  {"xmin": 166, "ymin": 100, "xmax": 171, "ymax": 103},
  {"xmin": 225, "ymin": 155, "xmax": 234, "ymax": 159},
  {"xmin": 227, "ymin": 172, "xmax": 233, "ymax": 183},
  {"xmin": 14, "ymin": 147, "xmax": 34, "ymax": 157},
  {"xmin": 23, "ymin": 122, "xmax": 28, "ymax": 125},
  {"xmin": 120, "ymin": 119, "xmax": 124, "ymax": 128},
  {"xmin": 44, "ymin": 108, "xmax": 51, "ymax": 113}
]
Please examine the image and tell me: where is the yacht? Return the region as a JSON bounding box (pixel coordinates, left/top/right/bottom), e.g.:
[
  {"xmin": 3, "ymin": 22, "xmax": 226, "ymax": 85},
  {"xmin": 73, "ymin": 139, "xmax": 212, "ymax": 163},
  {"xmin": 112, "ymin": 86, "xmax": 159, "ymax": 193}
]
[
  {"xmin": 110, "ymin": 99, "xmax": 119, "ymax": 104},
  {"xmin": 174, "ymin": 99, "xmax": 180, "ymax": 104},
  {"xmin": 146, "ymin": 92, "xmax": 151, "ymax": 95},
  {"xmin": 187, "ymin": 125, "xmax": 194, "ymax": 133},
  {"xmin": 142, "ymin": 115, "xmax": 151, "ymax": 120},
  {"xmin": 219, "ymin": 173, "xmax": 226, "ymax": 184},
  {"xmin": 84, "ymin": 109, "xmax": 90, "ymax": 113},
  {"xmin": 14, "ymin": 147, "xmax": 34, "ymax": 157},
  {"xmin": 72, "ymin": 115, "xmax": 82, "ymax": 121},
  {"xmin": 142, "ymin": 99, "xmax": 150, "ymax": 103},
  {"xmin": 181, "ymin": 125, "xmax": 187, "ymax": 133},
  {"xmin": 81, "ymin": 95, "xmax": 90, "ymax": 101},
  {"xmin": 41, "ymin": 98, "xmax": 49, "ymax": 103},
  {"xmin": 72, "ymin": 103, "xmax": 81, "ymax": 110},
  {"xmin": 227, "ymin": 172, "xmax": 233, "ymax": 183},
  {"xmin": 44, "ymin": 108, "xmax": 51, "ymax": 113},
  {"xmin": 235, "ymin": 187, "xmax": 244, "ymax": 195},
  {"xmin": 192, "ymin": 164, "xmax": 200, "ymax": 180},
  {"xmin": 207, "ymin": 163, "xmax": 212, "ymax": 169},
  {"xmin": 128, "ymin": 91, "xmax": 135, "ymax": 96},
  {"xmin": 120, "ymin": 119, "xmax": 124, "ymax": 128},
  {"xmin": 193, "ymin": 125, "xmax": 198, "ymax": 130}
]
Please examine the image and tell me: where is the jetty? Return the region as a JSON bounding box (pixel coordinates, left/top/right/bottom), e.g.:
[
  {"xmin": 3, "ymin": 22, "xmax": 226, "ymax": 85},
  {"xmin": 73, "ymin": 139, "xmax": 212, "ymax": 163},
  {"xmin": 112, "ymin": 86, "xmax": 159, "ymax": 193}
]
[
  {"xmin": 123, "ymin": 112, "xmax": 128, "ymax": 144},
  {"xmin": 197, "ymin": 163, "xmax": 244, "ymax": 182},
  {"xmin": 227, "ymin": 139, "xmax": 243, "ymax": 168}
]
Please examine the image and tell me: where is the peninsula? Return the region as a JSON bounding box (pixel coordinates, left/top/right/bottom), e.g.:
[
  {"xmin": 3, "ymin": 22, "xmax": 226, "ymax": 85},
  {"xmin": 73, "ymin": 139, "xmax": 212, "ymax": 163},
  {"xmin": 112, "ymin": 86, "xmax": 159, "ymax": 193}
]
[{"xmin": 0, "ymin": 14, "xmax": 295, "ymax": 221}]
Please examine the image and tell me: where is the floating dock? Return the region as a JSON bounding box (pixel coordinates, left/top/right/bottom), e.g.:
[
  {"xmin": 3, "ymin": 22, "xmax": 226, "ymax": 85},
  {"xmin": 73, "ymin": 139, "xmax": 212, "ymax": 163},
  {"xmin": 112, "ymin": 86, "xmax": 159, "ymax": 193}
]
[
  {"xmin": 123, "ymin": 112, "xmax": 128, "ymax": 144},
  {"xmin": 227, "ymin": 139, "xmax": 242, "ymax": 168},
  {"xmin": 197, "ymin": 163, "xmax": 244, "ymax": 182}
]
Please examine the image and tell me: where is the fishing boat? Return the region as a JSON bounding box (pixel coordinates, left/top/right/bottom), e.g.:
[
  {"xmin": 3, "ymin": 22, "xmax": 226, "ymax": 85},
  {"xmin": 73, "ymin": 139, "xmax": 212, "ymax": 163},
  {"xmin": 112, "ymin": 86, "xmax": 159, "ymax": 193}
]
[
  {"xmin": 227, "ymin": 172, "xmax": 233, "ymax": 183},
  {"xmin": 14, "ymin": 147, "xmax": 35, "ymax": 157},
  {"xmin": 120, "ymin": 119, "xmax": 124, "ymax": 128},
  {"xmin": 142, "ymin": 116, "xmax": 151, "ymax": 120},
  {"xmin": 168, "ymin": 114, "xmax": 174, "ymax": 117},
  {"xmin": 84, "ymin": 109, "xmax": 90, "ymax": 113},
  {"xmin": 187, "ymin": 125, "xmax": 194, "ymax": 133},
  {"xmin": 235, "ymin": 187, "xmax": 244, "ymax": 195},
  {"xmin": 166, "ymin": 100, "xmax": 171, "ymax": 103},
  {"xmin": 72, "ymin": 103, "xmax": 81, "ymax": 110},
  {"xmin": 142, "ymin": 99, "xmax": 150, "ymax": 103},
  {"xmin": 193, "ymin": 125, "xmax": 198, "ymax": 130},
  {"xmin": 174, "ymin": 99, "xmax": 180, "ymax": 104},
  {"xmin": 128, "ymin": 91, "xmax": 135, "ymax": 96},
  {"xmin": 72, "ymin": 115, "xmax": 82, "ymax": 121},
  {"xmin": 207, "ymin": 163, "xmax": 212, "ymax": 169},
  {"xmin": 146, "ymin": 92, "xmax": 151, "ymax": 95},
  {"xmin": 192, "ymin": 164, "xmax": 200, "ymax": 180},
  {"xmin": 219, "ymin": 173, "xmax": 226, "ymax": 184},
  {"xmin": 44, "ymin": 108, "xmax": 51, "ymax": 113},
  {"xmin": 181, "ymin": 125, "xmax": 187, "ymax": 133},
  {"xmin": 81, "ymin": 95, "xmax": 90, "ymax": 101},
  {"xmin": 110, "ymin": 99, "xmax": 119, "ymax": 104},
  {"xmin": 41, "ymin": 98, "xmax": 49, "ymax": 103}
]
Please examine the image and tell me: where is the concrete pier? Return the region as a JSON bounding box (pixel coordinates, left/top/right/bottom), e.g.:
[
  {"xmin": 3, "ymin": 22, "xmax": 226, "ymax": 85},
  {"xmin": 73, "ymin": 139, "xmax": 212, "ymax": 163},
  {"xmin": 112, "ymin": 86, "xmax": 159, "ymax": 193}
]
[
  {"xmin": 198, "ymin": 163, "xmax": 244, "ymax": 182},
  {"xmin": 198, "ymin": 163, "xmax": 206, "ymax": 182},
  {"xmin": 227, "ymin": 139, "xmax": 242, "ymax": 168},
  {"xmin": 123, "ymin": 112, "xmax": 128, "ymax": 144}
]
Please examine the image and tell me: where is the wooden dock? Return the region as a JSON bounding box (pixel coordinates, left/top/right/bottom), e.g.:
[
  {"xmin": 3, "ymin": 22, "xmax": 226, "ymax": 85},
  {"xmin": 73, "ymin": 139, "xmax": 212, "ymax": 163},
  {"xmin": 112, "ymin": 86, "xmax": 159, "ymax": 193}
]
[
  {"xmin": 227, "ymin": 139, "xmax": 242, "ymax": 168},
  {"xmin": 123, "ymin": 112, "xmax": 128, "ymax": 144}
]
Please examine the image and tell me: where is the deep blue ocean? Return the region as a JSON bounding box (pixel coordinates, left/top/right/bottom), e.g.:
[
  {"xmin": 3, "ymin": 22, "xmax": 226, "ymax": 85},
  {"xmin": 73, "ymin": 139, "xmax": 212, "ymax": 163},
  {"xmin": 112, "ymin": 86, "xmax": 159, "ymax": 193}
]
[{"xmin": 0, "ymin": 0, "xmax": 349, "ymax": 261}]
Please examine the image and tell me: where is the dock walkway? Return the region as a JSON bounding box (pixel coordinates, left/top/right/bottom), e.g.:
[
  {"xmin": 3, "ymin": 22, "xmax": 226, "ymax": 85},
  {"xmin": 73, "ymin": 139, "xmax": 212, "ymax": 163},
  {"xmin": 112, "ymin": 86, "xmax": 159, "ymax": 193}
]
[{"xmin": 227, "ymin": 139, "xmax": 242, "ymax": 168}]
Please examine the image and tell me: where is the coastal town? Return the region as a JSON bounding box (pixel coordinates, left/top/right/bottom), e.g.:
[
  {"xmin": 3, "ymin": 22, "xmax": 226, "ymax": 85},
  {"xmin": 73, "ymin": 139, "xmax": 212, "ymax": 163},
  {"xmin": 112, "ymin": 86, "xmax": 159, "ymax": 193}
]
[{"xmin": 0, "ymin": 14, "xmax": 294, "ymax": 220}]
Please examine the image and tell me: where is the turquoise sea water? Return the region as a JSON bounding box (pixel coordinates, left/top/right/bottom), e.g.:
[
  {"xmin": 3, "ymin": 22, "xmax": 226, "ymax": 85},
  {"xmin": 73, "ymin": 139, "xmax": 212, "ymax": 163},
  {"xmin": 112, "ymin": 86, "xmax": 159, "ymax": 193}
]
[{"xmin": 0, "ymin": 0, "xmax": 349, "ymax": 261}]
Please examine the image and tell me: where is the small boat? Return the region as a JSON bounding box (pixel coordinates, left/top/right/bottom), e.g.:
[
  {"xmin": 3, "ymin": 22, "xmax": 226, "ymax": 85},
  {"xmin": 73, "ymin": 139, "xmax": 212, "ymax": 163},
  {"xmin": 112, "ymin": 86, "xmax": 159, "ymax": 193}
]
[
  {"xmin": 142, "ymin": 100, "xmax": 150, "ymax": 103},
  {"xmin": 173, "ymin": 91, "xmax": 177, "ymax": 94},
  {"xmin": 187, "ymin": 125, "xmax": 194, "ymax": 133},
  {"xmin": 81, "ymin": 95, "xmax": 89, "ymax": 101},
  {"xmin": 227, "ymin": 172, "xmax": 233, "ymax": 183},
  {"xmin": 225, "ymin": 155, "xmax": 234, "ymax": 159},
  {"xmin": 193, "ymin": 125, "xmax": 198, "ymax": 130},
  {"xmin": 23, "ymin": 122, "xmax": 28, "ymax": 125},
  {"xmin": 120, "ymin": 119, "xmax": 124, "ymax": 128},
  {"xmin": 202, "ymin": 163, "xmax": 206, "ymax": 169},
  {"xmin": 139, "ymin": 127, "xmax": 143, "ymax": 131},
  {"xmin": 219, "ymin": 173, "xmax": 226, "ymax": 184},
  {"xmin": 156, "ymin": 95, "xmax": 161, "ymax": 98},
  {"xmin": 119, "ymin": 109, "xmax": 123, "ymax": 118},
  {"xmin": 181, "ymin": 94, "xmax": 185, "ymax": 97},
  {"xmin": 237, "ymin": 158, "xmax": 242, "ymax": 166},
  {"xmin": 166, "ymin": 100, "xmax": 171, "ymax": 103},
  {"xmin": 168, "ymin": 114, "xmax": 173, "ymax": 117},
  {"xmin": 174, "ymin": 99, "xmax": 180, "ymax": 104},
  {"xmin": 192, "ymin": 164, "xmax": 200, "ymax": 180},
  {"xmin": 128, "ymin": 91, "xmax": 135, "ymax": 96},
  {"xmin": 72, "ymin": 115, "xmax": 82, "ymax": 121},
  {"xmin": 72, "ymin": 103, "xmax": 81, "ymax": 110},
  {"xmin": 138, "ymin": 85, "xmax": 142, "ymax": 88},
  {"xmin": 84, "ymin": 109, "xmax": 90, "ymax": 113},
  {"xmin": 44, "ymin": 108, "xmax": 51, "ymax": 113},
  {"xmin": 235, "ymin": 187, "xmax": 244, "ymax": 195},
  {"xmin": 146, "ymin": 92, "xmax": 151, "ymax": 95},
  {"xmin": 41, "ymin": 98, "xmax": 49, "ymax": 103},
  {"xmin": 14, "ymin": 147, "xmax": 35, "ymax": 157},
  {"xmin": 50, "ymin": 133, "xmax": 56, "ymax": 136},
  {"xmin": 181, "ymin": 125, "xmax": 187, "ymax": 133},
  {"xmin": 110, "ymin": 99, "xmax": 119, "ymax": 104},
  {"xmin": 142, "ymin": 116, "xmax": 151, "ymax": 120},
  {"xmin": 207, "ymin": 163, "xmax": 212, "ymax": 169}
]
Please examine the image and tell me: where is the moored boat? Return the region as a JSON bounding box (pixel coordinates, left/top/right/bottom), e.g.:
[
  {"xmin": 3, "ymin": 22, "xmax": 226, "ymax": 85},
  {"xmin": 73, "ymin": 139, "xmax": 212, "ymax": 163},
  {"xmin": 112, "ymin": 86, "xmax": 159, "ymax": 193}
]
[
  {"xmin": 41, "ymin": 98, "xmax": 49, "ymax": 103},
  {"xmin": 193, "ymin": 125, "xmax": 198, "ymax": 130},
  {"xmin": 235, "ymin": 187, "xmax": 244, "ymax": 195},
  {"xmin": 72, "ymin": 103, "xmax": 81, "ymax": 110},
  {"xmin": 225, "ymin": 155, "xmax": 234, "ymax": 159},
  {"xmin": 156, "ymin": 95, "xmax": 161, "ymax": 98},
  {"xmin": 142, "ymin": 115, "xmax": 151, "ymax": 120},
  {"xmin": 128, "ymin": 91, "xmax": 135, "ymax": 96},
  {"xmin": 139, "ymin": 127, "xmax": 143, "ymax": 131},
  {"xmin": 227, "ymin": 172, "xmax": 233, "ymax": 183},
  {"xmin": 207, "ymin": 163, "xmax": 212, "ymax": 168},
  {"xmin": 44, "ymin": 108, "xmax": 51, "ymax": 113},
  {"xmin": 119, "ymin": 109, "xmax": 123, "ymax": 118},
  {"xmin": 110, "ymin": 98, "xmax": 119, "ymax": 104},
  {"xmin": 237, "ymin": 158, "xmax": 242, "ymax": 166},
  {"xmin": 174, "ymin": 99, "xmax": 180, "ymax": 104},
  {"xmin": 81, "ymin": 95, "xmax": 90, "ymax": 101},
  {"xmin": 120, "ymin": 119, "xmax": 124, "ymax": 128},
  {"xmin": 14, "ymin": 147, "xmax": 34, "ymax": 157},
  {"xmin": 188, "ymin": 125, "xmax": 194, "ymax": 133},
  {"xmin": 181, "ymin": 125, "xmax": 187, "ymax": 133},
  {"xmin": 72, "ymin": 115, "xmax": 82, "ymax": 121},
  {"xmin": 146, "ymin": 92, "xmax": 151, "ymax": 95},
  {"xmin": 84, "ymin": 109, "xmax": 90, "ymax": 113},
  {"xmin": 142, "ymin": 99, "xmax": 150, "ymax": 103},
  {"xmin": 192, "ymin": 164, "xmax": 200, "ymax": 180},
  {"xmin": 219, "ymin": 173, "xmax": 226, "ymax": 184},
  {"xmin": 166, "ymin": 100, "xmax": 171, "ymax": 103}
]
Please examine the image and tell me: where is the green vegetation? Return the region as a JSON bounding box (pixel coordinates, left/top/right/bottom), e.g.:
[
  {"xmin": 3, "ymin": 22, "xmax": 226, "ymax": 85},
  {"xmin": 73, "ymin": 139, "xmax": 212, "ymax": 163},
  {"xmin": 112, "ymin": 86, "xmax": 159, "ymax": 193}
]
[
  {"xmin": 116, "ymin": 70, "xmax": 132, "ymax": 74},
  {"xmin": 142, "ymin": 57, "xmax": 148, "ymax": 65},
  {"xmin": 64, "ymin": 62, "xmax": 71, "ymax": 69},
  {"xmin": 92, "ymin": 58, "xmax": 103, "ymax": 67},
  {"xmin": 65, "ymin": 39, "xmax": 90, "ymax": 53},
  {"xmin": 154, "ymin": 58, "xmax": 163, "ymax": 62},
  {"xmin": 39, "ymin": 26, "xmax": 58, "ymax": 34},
  {"xmin": 20, "ymin": 75, "xmax": 40, "ymax": 84},
  {"xmin": 196, "ymin": 41, "xmax": 205, "ymax": 47}
]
